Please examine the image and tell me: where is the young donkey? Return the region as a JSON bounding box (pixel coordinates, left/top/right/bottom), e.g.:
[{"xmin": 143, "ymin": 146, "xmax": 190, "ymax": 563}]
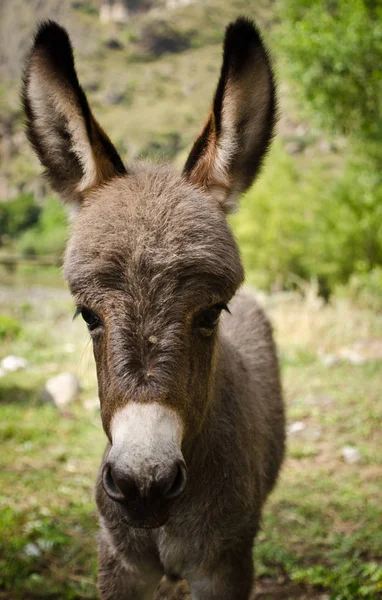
[{"xmin": 23, "ymin": 17, "xmax": 285, "ymax": 600}]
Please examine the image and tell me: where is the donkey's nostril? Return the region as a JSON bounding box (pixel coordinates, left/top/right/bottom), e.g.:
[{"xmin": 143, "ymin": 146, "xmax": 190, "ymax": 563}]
[
  {"xmin": 102, "ymin": 459, "xmax": 187, "ymax": 509},
  {"xmin": 102, "ymin": 463, "xmax": 125, "ymax": 503},
  {"xmin": 164, "ymin": 461, "xmax": 187, "ymax": 500}
]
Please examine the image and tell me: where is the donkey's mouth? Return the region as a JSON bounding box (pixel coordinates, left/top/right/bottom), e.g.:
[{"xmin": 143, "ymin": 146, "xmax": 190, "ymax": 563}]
[{"xmin": 122, "ymin": 512, "xmax": 169, "ymax": 529}]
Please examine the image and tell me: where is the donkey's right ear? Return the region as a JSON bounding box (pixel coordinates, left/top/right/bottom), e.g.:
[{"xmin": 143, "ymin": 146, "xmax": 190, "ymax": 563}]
[{"xmin": 22, "ymin": 21, "xmax": 126, "ymax": 206}]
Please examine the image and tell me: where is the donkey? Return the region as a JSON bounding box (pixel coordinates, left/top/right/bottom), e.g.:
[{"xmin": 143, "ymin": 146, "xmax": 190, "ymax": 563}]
[{"xmin": 22, "ymin": 17, "xmax": 285, "ymax": 600}]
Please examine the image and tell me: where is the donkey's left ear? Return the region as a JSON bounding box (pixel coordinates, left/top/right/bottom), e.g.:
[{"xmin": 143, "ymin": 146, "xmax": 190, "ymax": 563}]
[
  {"xmin": 183, "ymin": 17, "xmax": 276, "ymax": 213},
  {"xmin": 22, "ymin": 20, "xmax": 126, "ymax": 206}
]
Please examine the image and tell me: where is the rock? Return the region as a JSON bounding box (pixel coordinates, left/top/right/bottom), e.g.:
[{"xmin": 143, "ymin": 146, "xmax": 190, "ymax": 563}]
[
  {"xmin": 341, "ymin": 446, "xmax": 362, "ymax": 464},
  {"xmin": 104, "ymin": 90, "xmax": 125, "ymax": 106},
  {"xmin": 104, "ymin": 38, "xmax": 124, "ymax": 50},
  {"xmin": 64, "ymin": 343, "xmax": 75, "ymax": 354},
  {"xmin": 100, "ymin": 1, "xmax": 129, "ymax": 23},
  {"xmin": 295, "ymin": 123, "xmax": 308, "ymax": 137},
  {"xmin": 40, "ymin": 373, "xmax": 80, "ymax": 408},
  {"xmin": 288, "ymin": 421, "xmax": 321, "ymax": 441},
  {"xmin": 83, "ymin": 398, "xmax": 100, "ymax": 411},
  {"xmin": 318, "ymin": 139, "xmax": 332, "ymax": 152},
  {"xmin": 287, "ymin": 421, "xmax": 305, "ymax": 435},
  {"xmin": 84, "ymin": 81, "xmax": 100, "ymax": 93},
  {"xmin": 24, "ymin": 543, "xmax": 41, "ymax": 557},
  {"xmin": 319, "ymin": 353, "xmax": 340, "ymax": 367},
  {"xmin": 339, "ymin": 348, "xmax": 366, "ymax": 365},
  {"xmin": 285, "ymin": 140, "xmax": 304, "ymax": 155},
  {"xmin": 166, "ymin": 0, "xmax": 193, "ymax": 8},
  {"xmin": 303, "ymin": 426, "xmax": 322, "ymax": 442},
  {"xmin": 139, "ymin": 20, "xmax": 191, "ymax": 57},
  {"xmin": 1, "ymin": 355, "xmax": 28, "ymax": 372}
]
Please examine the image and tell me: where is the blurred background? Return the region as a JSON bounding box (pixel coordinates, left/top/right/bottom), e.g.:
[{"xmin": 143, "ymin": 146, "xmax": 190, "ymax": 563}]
[{"xmin": 0, "ymin": 1, "xmax": 381, "ymax": 598}]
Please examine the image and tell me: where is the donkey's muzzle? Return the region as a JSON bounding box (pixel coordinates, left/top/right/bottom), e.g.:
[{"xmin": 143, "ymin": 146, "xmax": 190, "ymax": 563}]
[{"xmin": 102, "ymin": 460, "xmax": 187, "ymax": 525}]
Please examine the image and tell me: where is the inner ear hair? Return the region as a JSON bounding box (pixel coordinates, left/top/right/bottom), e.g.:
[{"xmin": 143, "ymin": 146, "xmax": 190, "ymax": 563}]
[
  {"xmin": 183, "ymin": 17, "xmax": 277, "ymax": 213},
  {"xmin": 22, "ymin": 20, "xmax": 126, "ymax": 205}
]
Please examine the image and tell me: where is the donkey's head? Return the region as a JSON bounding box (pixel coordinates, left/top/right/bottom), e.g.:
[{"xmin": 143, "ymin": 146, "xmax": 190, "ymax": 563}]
[{"xmin": 23, "ymin": 18, "xmax": 276, "ymax": 527}]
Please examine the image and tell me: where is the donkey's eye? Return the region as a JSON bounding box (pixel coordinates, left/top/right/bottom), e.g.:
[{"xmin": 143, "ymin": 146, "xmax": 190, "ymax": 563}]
[
  {"xmin": 78, "ymin": 307, "xmax": 102, "ymax": 332},
  {"xmin": 196, "ymin": 303, "xmax": 228, "ymax": 334}
]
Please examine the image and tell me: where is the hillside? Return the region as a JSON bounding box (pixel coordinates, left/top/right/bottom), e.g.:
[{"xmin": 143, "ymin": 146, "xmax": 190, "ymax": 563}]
[
  {"xmin": 0, "ymin": 0, "xmax": 331, "ymax": 202},
  {"xmin": 2, "ymin": 0, "xmax": 379, "ymax": 303}
]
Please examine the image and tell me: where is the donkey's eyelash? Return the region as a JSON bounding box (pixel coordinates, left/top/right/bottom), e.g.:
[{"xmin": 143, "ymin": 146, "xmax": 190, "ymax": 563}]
[
  {"xmin": 216, "ymin": 303, "xmax": 231, "ymax": 314},
  {"xmin": 73, "ymin": 306, "xmax": 82, "ymax": 320}
]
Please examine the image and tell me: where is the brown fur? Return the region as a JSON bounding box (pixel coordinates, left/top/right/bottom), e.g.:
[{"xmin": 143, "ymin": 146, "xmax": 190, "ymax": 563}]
[{"xmin": 22, "ymin": 17, "xmax": 285, "ymax": 600}]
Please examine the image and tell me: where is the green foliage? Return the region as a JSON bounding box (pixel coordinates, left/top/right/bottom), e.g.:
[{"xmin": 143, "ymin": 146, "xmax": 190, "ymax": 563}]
[
  {"xmin": 291, "ymin": 561, "xmax": 382, "ymax": 599},
  {"xmin": 1, "ymin": 0, "xmax": 380, "ymax": 299},
  {"xmin": 0, "ymin": 314, "xmax": 21, "ymax": 341},
  {"xmin": 276, "ymin": 0, "xmax": 382, "ymax": 142},
  {"xmin": 0, "ymin": 193, "xmax": 40, "ymax": 239},
  {"xmin": 231, "ymin": 143, "xmax": 310, "ymax": 290},
  {"xmin": 232, "ymin": 141, "xmax": 382, "ymax": 293},
  {"xmin": 341, "ymin": 266, "xmax": 382, "ymax": 311},
  {"xmin": 17, "ymin": 197, "xmax": 68, "ymax": 258},
  {"xmin": 273, "ymin": 1, "xmax": 382, "ymax": 295},
  {"xmin": 71, "ymin": 0, "xmax": 98, "ymax": 16},
  {"xmin": 0, "ymin": 273, "xmax": 381, "ymax": 598},
  {"xmin": 302, "ymin": 147, "xmax": 382, "ymax": 290}
]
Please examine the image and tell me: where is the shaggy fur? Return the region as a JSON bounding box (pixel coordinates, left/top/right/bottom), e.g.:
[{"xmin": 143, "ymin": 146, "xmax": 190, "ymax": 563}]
[{"xmin": 22, "ymin": 17, "xmax": 285, "ymax": 600}]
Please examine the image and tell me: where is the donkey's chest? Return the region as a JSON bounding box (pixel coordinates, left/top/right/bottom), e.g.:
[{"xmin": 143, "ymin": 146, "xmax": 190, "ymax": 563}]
[
  {"xmin": 157, "ymin": 525, "xmax": 214, "ymax": 581},
  {"xmin": 156, "ymin": 507, "xmax": 234, "ymax": 580}
]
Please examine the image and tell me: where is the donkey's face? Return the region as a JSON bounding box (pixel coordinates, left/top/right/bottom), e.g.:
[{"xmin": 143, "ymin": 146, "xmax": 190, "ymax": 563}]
[{"xmin": 23, "ymin": 18, "xmax": 276, "ymax": 527}]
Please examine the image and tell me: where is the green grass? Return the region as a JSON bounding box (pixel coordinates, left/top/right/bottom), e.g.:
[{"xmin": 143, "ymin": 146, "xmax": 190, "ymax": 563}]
[{"xmin": 0, "ymin": 279, "xmax": 381, "ymax": 599}]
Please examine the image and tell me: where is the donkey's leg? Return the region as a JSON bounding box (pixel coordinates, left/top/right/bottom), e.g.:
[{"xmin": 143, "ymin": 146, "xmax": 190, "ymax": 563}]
[
  {"xmin": 188, "ymin": 539, "xmax": 255, "ymax": 600},
  {"xmin": 98, "ymin": 538, "xmax": 163, "ymax": 600}
]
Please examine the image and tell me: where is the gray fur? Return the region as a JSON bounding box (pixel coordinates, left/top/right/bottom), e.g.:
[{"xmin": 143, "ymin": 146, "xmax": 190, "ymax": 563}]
[{"xmin": 22, "ymin": 17, "xmax": 285, "ymax": 600}]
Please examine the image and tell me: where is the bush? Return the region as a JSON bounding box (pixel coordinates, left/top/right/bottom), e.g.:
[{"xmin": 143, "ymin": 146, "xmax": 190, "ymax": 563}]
[
  {"xmin": 276, "ymin": 0, "xmax": 382, "ymax": 142},
  {"xmin": 340, "ymin": 266, "xmax": 382, "ymax": 311},
  {"xmin": 231, "ymin": 142, "xmax": 382, "ymax": 295},
  {"xmin": 17, "ymin": 197, "xmax": 68, "ymax": 258},
  {"xmin": 231, "ymin": 142, "xmax": 312, "ymax": 290},
  {"xmin": 0, "ymin": 315, "xmax": 22, "ymax": 341},
  {"xmin": 262, "ymin": 0, "xmax": 382, "ymax": 297},
  {"xmin": 0, "ymin": 194, "xmax": 40, "ymax": 240},
  {"xmin": 138, "ymin": 19, "xmax": 192, "ymax": 58}
]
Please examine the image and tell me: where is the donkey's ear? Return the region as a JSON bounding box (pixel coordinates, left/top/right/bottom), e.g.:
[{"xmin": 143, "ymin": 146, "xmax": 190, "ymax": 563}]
[
  {"xmin": 22, "ymin": 21, "xmax": 126, "ymax": 206},
  {"xmin": 183, "ymin": 18, "xmax": 276, "ymax": 213}
]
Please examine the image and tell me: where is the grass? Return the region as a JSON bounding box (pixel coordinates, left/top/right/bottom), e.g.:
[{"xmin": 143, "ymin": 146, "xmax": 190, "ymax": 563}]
[
  {"xmin": 254, "ymin": 294, "xmax": 382, "ymax": 598},
  {"xmin": 0, "ymin": 275, "xmax": 381, "ymax": 599}
]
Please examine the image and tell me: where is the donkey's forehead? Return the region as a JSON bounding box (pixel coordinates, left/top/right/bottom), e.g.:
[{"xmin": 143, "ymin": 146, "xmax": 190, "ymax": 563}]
[{"xmin": 64, "ymin": 166, "xmax": 244, "ymax": 299}]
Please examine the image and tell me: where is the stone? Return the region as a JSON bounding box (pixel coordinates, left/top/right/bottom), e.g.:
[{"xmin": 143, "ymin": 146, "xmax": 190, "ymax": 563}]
[
  {"xmin": 64, "ymin": 343, "xmax": 75, "ymax": 354},
  {"xmin": 24, "ymin": 543, "xmax": 41, "ymax": 557},
  {"xmin": 40, "ymin": 373, "xmax": 80, "ymax": 408},
  {"xmin": 287, "ymin": 421, "xmax": 306, "ymax": 435},
  {"xmin": 100, "ymin": 1, "xmax": 128, "ymax": 23},
  {"xmin": 104, "ymin": 38, "xmax": 124, "ymax": 50},
  {"xmin": 319, "ymin": 353, "xmax": 340, "ymax": 367},
  {"xmin": 83, "ymin": 398, "xmax": 100, "ymax": 411},
  {"xmin": 339, "ymin": 348, "xmax": 366, "ymax": 365},
  {"xmin": 341, "ymin": 446, "xmax": 362, "ymax": 464},
  {"xmin": 285, "ymin": 140, "xmax": 304, "ymax": 155},
  {"xmin": 104, "ymin": 90, "xmax": 125, "ymax": 106},
  {"xmin": 1, "ymin": 355, "xmax": 28, "ymax": 372},
  {"xmin": 303, "ymin": 426, "xmax": 322, "ymax": 442}
]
